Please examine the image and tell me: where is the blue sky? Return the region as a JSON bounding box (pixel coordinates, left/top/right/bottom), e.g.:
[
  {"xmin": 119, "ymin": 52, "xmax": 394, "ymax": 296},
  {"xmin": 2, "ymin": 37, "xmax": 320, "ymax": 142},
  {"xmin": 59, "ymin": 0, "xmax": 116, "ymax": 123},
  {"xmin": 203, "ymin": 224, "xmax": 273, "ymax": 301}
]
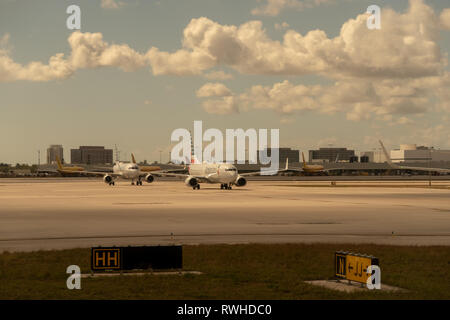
[{"xmin": 1, "ymin": 0, "xmax": 449, "ymax": 164}]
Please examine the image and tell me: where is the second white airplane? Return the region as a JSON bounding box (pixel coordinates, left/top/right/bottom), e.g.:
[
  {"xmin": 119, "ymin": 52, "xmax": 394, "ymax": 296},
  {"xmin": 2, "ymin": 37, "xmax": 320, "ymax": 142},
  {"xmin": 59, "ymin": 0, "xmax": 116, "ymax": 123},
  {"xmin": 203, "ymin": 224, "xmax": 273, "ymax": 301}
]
[{"xmin": 78, "ymin": 154, "xmax": 157, "ymax": 186}]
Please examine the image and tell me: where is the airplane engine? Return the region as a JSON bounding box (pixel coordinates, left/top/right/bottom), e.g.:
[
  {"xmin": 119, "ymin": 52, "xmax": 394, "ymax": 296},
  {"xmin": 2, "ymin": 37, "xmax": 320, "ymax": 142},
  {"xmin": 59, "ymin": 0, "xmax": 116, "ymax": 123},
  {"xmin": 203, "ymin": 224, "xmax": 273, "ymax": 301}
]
[
  {"xmin": 234, "ymin": 175, "xmax": 247, "ymax": 187},
  {"xmin": 103, "ymin": 175, "xmax": 113, "ymax": 184},
  {"xmin": 185, "ymin": 176, "xmax": 198, "ymax": 187},
  {"xmin": 145, "ymin": 174, "xmax": 154, "ymax": 183}
]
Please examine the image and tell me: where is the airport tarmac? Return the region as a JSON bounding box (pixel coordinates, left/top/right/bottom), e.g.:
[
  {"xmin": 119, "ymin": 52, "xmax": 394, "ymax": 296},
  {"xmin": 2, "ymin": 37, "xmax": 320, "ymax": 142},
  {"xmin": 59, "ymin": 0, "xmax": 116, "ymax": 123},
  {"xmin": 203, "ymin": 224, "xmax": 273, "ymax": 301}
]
[{"xmin": 0, "ymin": 178, "xmax": 449, "ymax": 252}]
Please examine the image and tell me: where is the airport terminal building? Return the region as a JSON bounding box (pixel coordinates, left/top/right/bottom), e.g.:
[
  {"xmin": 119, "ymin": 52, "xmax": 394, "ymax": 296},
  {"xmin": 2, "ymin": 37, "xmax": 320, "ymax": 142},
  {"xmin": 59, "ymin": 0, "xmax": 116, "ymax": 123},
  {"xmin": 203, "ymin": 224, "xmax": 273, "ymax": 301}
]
[{"xmin": 391, "ymin": 144, "xmax": 450, "ymax": 163}]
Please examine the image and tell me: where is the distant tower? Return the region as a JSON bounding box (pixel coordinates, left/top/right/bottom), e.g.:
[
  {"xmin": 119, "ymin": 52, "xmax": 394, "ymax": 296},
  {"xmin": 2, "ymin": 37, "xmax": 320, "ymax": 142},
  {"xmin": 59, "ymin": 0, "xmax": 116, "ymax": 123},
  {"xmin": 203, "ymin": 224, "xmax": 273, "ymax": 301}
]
[
  {"xmin": 114, "ymin": 144, "xmax": 120, "ymax": 162},
  {"xmin": 46, "ymin": 145, "xmax": 63, "ymax": 164}
]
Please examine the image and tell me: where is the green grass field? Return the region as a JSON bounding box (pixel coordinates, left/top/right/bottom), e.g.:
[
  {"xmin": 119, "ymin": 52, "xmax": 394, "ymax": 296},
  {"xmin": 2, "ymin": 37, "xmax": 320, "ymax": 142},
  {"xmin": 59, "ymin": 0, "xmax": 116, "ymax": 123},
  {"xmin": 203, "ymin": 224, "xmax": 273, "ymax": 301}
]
[{"xmin": 0, "ymin": 244, "xmax": 449, "ymax": 299}]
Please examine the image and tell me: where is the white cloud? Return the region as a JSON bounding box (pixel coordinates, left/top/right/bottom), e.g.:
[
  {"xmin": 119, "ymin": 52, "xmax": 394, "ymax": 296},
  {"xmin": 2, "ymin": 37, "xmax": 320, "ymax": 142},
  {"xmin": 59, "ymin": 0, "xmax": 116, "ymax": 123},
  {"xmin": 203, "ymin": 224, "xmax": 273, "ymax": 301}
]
[
  {"xmin": 151, "ymin": 1, "xmax": 444, "ymax": 79},
  {"xmin": 203, "ymin": 70, "xmax": 233, "ymax": 80},
  {"xmin": 440, "ymin": 8, "xmax": 450, "ymax": 30},
  {"xmin": 274, "ymin": 22, "xmax": 290, "ymax": 31},
  {"xmin": 201, "ymin": 96, "xmax": 238, "ymax": 115},
  {"xmin": 252, "ymin": 0, "xmax": 335, "ymax": 17},
  {"xmin": 1, "ymin": 0, "xmax": 448, "ymax": 98},
  {"xmin": 197, "ymin": 83, "xmax": 236, "ymax": 114},
  {"xmin": 0, "ymin": 31, "xmax": 147, "ymax": 82},
  {"xmin": 146, "ymin": 47, "xmax": 215, "ymax": 76},
  {"xmin": 199, "ymin": 74, "xmax": 449, "ymax": 122},
  {"xmin": 0, "ymin": 49, "xmax": 73, "ymax": 82},
  {"xmin": 0, "ymin": 33, "xmax": 73, "ymax": 82},
  {"xmin": 196, "ymin": 82, "xmax": 233, "ymax": 97},
  {"xmin": 0, "ymin": 33, "xmax": 10, "ymax": 48},
  {"xmin": 68, "ymin": 31, "xmax": 147, "ymax": 72},
  {"xmin": 101, "ymin": 0, "xmax": 124, "ymax": 9}
]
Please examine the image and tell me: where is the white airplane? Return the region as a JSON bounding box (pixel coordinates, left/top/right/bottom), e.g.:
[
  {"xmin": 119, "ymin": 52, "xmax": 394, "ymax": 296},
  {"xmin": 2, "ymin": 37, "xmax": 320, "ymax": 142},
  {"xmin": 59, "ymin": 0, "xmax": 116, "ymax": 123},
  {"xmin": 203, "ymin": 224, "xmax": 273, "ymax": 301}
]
[
  {"xmin": 379, "ymin": 140, "xmax": 450, "ymax": 174},
  {"xmin": 154, "ymin": 156, "xmax": 288, "ymax": 190},
  {"xmin": 76, "ymin": 154, "xmax": 158, "ymax": 186}
]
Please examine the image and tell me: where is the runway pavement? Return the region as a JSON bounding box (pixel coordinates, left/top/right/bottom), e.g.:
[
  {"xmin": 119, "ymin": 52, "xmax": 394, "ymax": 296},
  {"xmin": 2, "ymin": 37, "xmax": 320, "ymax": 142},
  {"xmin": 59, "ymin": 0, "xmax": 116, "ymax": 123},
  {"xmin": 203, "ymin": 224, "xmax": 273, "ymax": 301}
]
[{"xmin": 0, "ymin": 178, "xmax": 449, "ymax": 252}]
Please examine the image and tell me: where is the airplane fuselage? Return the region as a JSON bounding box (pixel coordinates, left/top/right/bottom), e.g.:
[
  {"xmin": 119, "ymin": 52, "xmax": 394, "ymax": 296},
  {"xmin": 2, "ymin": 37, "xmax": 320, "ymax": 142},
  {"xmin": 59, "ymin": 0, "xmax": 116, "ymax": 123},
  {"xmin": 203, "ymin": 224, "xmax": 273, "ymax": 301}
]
[
  {"xmin": 189, "ymin": 163, "xmax": 238, "ymax": 184},
  {"xmin": 302, "ymin": 164, "xmax": 325, "ymax": 174},
  {"xmin": 113, "ymin": 162, "xmax": 141, "ymax": 180}
]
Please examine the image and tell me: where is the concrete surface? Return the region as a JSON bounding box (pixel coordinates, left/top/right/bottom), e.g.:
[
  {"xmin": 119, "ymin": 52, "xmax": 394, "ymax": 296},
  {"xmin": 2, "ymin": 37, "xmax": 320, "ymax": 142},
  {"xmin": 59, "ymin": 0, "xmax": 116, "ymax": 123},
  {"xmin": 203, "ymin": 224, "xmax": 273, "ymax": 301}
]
[
  {"xmin": 80, "ymin": 271, "xmax": 203, "ymax": 278},
  {"xmin": 304, "ymin": 280, "xmax": 405, "ymax": 292},
  {"xmin": 0, "ymin": 178, "xmax": 449, "ymax": 252}
]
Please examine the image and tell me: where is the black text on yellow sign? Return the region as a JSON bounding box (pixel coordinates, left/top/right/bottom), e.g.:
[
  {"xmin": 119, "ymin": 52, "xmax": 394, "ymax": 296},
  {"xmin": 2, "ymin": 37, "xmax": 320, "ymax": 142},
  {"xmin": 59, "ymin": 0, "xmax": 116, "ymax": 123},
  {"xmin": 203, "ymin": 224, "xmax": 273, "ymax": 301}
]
[
  {"xmin": 92, "ymin": 248, "xmax": 121, "ymax": 270},
  {"xmin": 335, "ymin": 252, "xmax": 347, "ymax": 278},
  {"xmin": 335, "ymin": 251, "xmax": 379, "ymax": 284}
]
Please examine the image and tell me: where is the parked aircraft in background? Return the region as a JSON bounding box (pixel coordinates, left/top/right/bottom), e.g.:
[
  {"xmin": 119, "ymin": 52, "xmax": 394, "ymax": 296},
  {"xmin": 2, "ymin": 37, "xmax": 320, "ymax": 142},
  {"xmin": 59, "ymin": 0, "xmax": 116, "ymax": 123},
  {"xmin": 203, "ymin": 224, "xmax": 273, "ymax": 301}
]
[
  {"xmin": 131, "ymin": 153, "xmax": 161, "ymax": 173},
  {"xmin": 56, "ymin": 156, "xmax": 85, "ymax": 174},
  {"xmin": 285, "ymin": 152, "xmax": 341, "ymax": 175},
  {"xmin": 35, "ymin": 156, "xmax": 85, "ymax": 176}
]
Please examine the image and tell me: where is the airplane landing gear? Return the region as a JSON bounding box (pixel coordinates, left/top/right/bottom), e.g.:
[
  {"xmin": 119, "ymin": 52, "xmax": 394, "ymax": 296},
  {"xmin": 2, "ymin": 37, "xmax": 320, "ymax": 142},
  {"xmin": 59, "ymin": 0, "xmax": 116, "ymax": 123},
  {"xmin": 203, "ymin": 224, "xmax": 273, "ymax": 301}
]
[
  {"xmin": 221, "ymin": 184, "xmax": 232, "ymax": 190},
  {"xmin": 109, "ymin": 181, "xmax": 115, "ymax": 186},
  {"xmin": 193, "ymin": 184, "xmax": 200, "ymax": 190}
]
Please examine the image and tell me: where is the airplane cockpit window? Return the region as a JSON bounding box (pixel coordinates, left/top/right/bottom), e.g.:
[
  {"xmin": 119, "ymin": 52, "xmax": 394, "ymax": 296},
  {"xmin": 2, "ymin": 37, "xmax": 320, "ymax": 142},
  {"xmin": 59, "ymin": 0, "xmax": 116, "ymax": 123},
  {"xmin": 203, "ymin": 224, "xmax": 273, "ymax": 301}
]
[{"xmin": 225, "ymin": 168, "xmax": 237, "ymax": 171}]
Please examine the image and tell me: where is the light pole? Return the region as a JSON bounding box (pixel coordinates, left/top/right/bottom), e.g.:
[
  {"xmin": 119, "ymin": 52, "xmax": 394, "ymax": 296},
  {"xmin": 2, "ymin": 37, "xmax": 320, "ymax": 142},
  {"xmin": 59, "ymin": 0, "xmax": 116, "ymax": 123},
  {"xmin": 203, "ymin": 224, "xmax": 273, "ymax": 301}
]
[{"xmin": 428, "ymin": 147, "xmax": 432, "ymax": 187}]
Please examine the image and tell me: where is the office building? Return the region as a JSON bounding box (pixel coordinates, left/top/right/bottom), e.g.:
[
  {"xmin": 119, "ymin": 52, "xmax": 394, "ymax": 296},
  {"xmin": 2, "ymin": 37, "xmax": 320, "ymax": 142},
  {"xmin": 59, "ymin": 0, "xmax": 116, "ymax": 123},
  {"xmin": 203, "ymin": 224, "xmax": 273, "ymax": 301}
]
[
  {"xmin": 308, "ymin": 148, "xmax": 355, "ymax": 163},
  {"xmin": 71, "ymin": 146, "xmax": 113, "ymax": 165},
  {"xmin": 258, "ymin": 148, "xmax": 300, "ymax": 164},
  {"xmin": 47, "ymin": 144, "xmax": 63, "ymax": 164}
]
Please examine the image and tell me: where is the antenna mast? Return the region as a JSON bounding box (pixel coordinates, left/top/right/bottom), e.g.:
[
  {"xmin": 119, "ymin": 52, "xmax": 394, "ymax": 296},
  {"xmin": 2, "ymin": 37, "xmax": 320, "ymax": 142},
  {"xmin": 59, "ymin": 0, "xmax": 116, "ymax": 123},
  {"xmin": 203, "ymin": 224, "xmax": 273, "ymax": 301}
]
[{"xmin": 114, "ymin": 144, "xmax": 120, "ymax": 162}]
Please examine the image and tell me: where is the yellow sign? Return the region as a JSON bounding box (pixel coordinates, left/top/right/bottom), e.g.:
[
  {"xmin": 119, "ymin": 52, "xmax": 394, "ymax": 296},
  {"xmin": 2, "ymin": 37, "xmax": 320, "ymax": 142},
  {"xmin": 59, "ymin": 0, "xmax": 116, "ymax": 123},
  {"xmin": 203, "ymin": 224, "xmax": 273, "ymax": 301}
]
[
  {"xmin": 345, "ymin": 255, "xmax": 373, "ymax": 283},
  {"xmin": 92, "ymin": 248, "xmax": 121, "ymax": 270},
  {"xmin": 335, "ymin": 251, "xmax": 379, "ymax": 284}
]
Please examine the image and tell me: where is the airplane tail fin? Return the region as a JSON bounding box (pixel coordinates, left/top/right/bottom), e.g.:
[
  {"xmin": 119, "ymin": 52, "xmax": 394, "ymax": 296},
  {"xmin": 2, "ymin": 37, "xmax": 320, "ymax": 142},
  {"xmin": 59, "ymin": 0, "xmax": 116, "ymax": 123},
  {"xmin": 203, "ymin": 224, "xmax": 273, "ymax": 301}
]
[
  {"xmin": 285, "ymin": 158, "xmax": 289, "ymax": 171},
  {"xmin": 131, "ymin": 153, "xmax": 136, "ymax": 164},
  {"xmin": 302, "ymin": 152, "xmax": 307, "ymax": 168},
  {"xmin": 55, "ymin": 155, "xmax": 63, "ymax": 170},
  {"xmin": 378, "ymin": 140, "xmax": 396, "ymax": 167}
]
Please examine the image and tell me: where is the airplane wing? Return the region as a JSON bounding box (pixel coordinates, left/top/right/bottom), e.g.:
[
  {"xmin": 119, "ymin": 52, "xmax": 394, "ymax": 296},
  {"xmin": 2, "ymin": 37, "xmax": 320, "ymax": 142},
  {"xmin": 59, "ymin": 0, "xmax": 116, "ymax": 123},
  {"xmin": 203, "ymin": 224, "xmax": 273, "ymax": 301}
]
[
  {"xmin": 240, "ymin": 159, "xmax": 290, "ymax": 176},
  {"xmin": 151, "ymin": 171, "xmax": 216, "ymax": 183},
  {"xmin": 70, "ymin": 170, "xmax": 122, "ymax": 177},
  {"xmin": 396, "ymin": 165, "xmax": 450, "ymax": 174},
  {"xmin": 150, "ymin": 171, "xmax": 189, "ymax": 178},
  {"xmin": 321, "ymin": 167, "xmax": 344, "ymax": 172}
]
